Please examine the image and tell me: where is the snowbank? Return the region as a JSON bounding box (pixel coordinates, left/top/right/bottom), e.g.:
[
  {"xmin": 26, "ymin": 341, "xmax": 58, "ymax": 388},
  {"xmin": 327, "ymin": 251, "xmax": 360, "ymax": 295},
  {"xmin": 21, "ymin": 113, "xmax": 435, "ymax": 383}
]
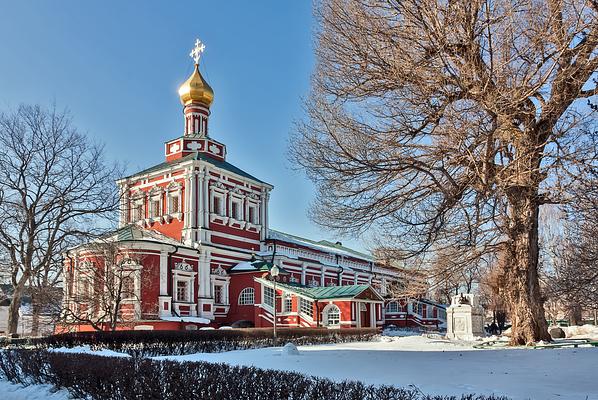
[
  {"xmin": 0, "ymin": 379, "xmax": 70, "ymax": 400},
  {"xmin": 48, "ymin": 345, "xmax": 130, "ymax": 358},
  {"xmin": 562, "ymin": 324, "xmax": 598, "ymax": 340}
]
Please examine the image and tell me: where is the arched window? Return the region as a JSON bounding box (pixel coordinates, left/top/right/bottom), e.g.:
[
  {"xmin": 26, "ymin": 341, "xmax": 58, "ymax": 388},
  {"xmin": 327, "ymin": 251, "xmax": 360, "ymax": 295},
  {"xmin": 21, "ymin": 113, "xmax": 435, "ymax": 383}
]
[
  {"xmin": 238, "ymin": 287, "xmax": 255, "ymax": 305},
  {"xmin": 324, "ymin": 304, "xmax": 341, "ymax": 327},
  {"xmin": 386, "ymin": 301, "xmax": 399, "ymax": 313}
]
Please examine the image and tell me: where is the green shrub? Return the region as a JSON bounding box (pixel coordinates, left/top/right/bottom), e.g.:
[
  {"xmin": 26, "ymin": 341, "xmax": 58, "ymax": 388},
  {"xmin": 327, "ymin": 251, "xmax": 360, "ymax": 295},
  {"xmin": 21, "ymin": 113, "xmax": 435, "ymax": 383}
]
[{"xmin": 0, "ymin": 349, "xmax": 510, "ymax": 400}]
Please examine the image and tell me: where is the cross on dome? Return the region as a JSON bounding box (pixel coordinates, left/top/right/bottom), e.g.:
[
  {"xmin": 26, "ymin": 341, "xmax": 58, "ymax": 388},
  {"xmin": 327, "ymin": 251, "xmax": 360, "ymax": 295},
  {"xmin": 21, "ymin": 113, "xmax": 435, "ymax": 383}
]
[{"xmin": 189, "ymin": 39, "xmax": 206, "ymax": 65}]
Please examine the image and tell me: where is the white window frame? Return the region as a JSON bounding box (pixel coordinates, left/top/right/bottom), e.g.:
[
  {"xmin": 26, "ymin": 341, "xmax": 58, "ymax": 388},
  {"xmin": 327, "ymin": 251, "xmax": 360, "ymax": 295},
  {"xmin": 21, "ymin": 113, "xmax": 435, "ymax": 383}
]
[
  {"xmin": 175, "ymin": 279, "xmax": 190, "ymax": 302},
  {"xmin": 299, "ymin": 297, "xmax": 313, "ymax": 318},
  {"xmin": 324, "ymin": 304, "xmax": 341, "ymax": 327},
  {"xmin": 172, "ymin": 268, "xmax": 196, "ymax": 304},
  {"xmin": 283, "ymin": 293, "xmax": 293, "ymax": 313},
  {"xmin": 148, "ymin": 188, "xmax": 163, "ymax": 220},
  {"xmin": 166, "ymin": 182, "xmax": 183, "ymax": 217},
  {"xmin": 246, "ymin": 201, "xmax": 259, "ymax": 225},
  {"xmin": 130, "ymin": 192, "xmax": 145, "ymax": 222},
  {"xmin": 263, "ymin": 286, "xmax": 274, "ymax": 308},
  {"xmin": 238, "ymin": 287, "xmax": 255, "ymax": 305},
  {"xmin": 386, "ymin": 301, "xmax": 399, "ymax": 313},
  {"xmin": 230, "ymin": 197, "xmax": 242, "ymax": 220},
  {"xmin": 211, "ymin": 190, "xmax": 226, "ymax": 217}
]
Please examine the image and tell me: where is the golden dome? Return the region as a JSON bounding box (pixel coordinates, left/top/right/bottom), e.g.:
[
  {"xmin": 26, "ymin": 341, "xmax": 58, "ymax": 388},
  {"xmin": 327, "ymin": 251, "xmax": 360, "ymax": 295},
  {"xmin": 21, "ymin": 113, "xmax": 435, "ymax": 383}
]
[{"xmin": 178, "ymin": 64, "xmax": 214, "ymax": 106}]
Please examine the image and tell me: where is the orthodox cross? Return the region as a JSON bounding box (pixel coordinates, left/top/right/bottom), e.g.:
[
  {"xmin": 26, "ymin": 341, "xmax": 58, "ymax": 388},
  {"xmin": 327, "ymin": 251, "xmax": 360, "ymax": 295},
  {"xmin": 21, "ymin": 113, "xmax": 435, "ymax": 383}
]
[{"xmin": 189, "ymin": 39, "xmax": 206, "ymax": 64}]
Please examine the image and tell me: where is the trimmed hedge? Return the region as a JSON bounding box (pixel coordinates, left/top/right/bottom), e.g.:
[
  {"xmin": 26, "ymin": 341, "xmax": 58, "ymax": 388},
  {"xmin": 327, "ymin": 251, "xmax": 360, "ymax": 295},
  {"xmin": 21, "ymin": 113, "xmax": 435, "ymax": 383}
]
[
  {"xmin": 0, "ymin": 349, "xmax": 509, "ymax": 400},
  {"xmin": 2, "ymin": 328, "xmax": 381, "ymax": 357}
]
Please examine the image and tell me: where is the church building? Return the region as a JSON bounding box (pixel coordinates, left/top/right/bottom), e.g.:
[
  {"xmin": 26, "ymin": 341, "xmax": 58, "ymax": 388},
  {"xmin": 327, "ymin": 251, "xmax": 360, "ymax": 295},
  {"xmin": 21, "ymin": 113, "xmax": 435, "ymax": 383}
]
[{"xmin": 61, "ymin": 40, "xmax": 446, "ymax": 332}]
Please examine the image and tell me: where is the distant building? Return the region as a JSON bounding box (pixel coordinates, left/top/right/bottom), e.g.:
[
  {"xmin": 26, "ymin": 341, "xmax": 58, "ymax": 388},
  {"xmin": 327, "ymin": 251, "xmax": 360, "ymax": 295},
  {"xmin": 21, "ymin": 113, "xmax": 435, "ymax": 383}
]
[{"xmin": 62, "ymin": 40, "xmax": 445, "ymax": 332}]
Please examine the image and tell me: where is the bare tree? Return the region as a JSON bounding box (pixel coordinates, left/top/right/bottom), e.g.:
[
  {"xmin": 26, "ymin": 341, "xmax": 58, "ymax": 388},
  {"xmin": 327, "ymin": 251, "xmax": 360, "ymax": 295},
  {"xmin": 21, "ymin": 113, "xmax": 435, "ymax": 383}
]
[
  {"xmin": 291, "ymin": 0, "xmax": 598, "ymax": 344},
  {"xmin": 61, "ymin": 241, "xmax": 145, "ymax": 332},
  {"xmin": 547, "ymin": 174, "xmax": 598, "ymax": 324},
  {"xmin": 0, "ymin": 104, "xmax": 120, "ymax": 335}
]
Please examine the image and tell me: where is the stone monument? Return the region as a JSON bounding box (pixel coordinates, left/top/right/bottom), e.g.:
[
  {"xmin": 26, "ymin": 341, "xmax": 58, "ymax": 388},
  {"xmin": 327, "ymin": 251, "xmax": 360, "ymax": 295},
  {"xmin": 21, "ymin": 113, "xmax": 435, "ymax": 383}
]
[{"xmin": 446, "ymin": 293, "xmax": 485, "ymax": 340}]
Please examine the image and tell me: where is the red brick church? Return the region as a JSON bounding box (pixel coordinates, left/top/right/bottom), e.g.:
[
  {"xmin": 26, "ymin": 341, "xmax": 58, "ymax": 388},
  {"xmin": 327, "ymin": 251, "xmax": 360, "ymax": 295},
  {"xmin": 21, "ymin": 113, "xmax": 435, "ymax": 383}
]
[{"xmin": 61, "ymin": 40, "xmax": 446, "ymax": 332}]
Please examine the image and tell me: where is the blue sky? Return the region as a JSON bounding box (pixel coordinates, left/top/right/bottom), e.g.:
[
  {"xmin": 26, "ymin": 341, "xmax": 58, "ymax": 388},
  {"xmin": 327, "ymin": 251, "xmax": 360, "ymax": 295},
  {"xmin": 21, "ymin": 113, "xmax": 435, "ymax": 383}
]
[{"xmin": 0, "ymin": 1, "xmax": 369, "ymax": 252}]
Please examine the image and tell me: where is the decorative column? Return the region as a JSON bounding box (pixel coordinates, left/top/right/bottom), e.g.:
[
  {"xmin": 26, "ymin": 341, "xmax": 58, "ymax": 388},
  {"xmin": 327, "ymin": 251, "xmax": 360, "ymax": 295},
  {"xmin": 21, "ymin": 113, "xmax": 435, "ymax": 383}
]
[
  {"xmin": 197, "ymin": 170, "xmax": 204, "ymax": 229},
  {"xmin": 118, "ymin": 184, "xmax": 129, "ymax": 227},
  {"xmin": 182, "ymin": 171, "xmax": 195, "ymax": 244},
  {"xmin": 203, "ymin": 169, "xmax": 210, "ymax": 229},
  {"xmin": 301, "ymin": 262, "xmax": 307, "ymax": 286},
  {"xmin": 197, "ymin": 249, "xmax": 214, "ymax": 320}
]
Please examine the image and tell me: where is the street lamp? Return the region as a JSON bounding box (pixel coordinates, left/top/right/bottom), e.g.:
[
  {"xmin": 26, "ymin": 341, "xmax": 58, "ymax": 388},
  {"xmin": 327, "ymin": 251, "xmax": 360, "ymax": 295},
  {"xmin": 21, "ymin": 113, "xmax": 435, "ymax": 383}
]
[{"xmin": 270, "ymin": 264, "xmax": 280, "ymax": 340}]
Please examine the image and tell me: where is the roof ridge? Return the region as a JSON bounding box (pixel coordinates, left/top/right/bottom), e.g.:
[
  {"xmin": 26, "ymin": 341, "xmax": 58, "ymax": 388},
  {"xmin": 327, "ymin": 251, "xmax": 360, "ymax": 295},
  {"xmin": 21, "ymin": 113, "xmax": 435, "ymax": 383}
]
[{"xmin": 268, "ymin": 229, "xmax": 373, "ymax": 261}]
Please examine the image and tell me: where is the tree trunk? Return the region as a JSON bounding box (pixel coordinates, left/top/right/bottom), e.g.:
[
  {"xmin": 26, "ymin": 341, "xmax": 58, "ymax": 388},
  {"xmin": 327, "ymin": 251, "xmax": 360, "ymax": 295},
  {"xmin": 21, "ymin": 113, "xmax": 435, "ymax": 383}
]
[
  {"xmin": 7, "ymin": 289, "xmax": 23, "ymax": 336},
  {"xmin": 503, "ymin": 189, "xmax": 551, "ymax": 345}
]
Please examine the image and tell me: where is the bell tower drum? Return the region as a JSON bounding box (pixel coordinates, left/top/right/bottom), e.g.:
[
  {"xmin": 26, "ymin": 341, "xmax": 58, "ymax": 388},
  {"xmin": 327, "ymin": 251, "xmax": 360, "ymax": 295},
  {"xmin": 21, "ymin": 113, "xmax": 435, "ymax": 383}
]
[{"xmin": 178, "ymin": 39, "xmax": 214, "ymax": 138}]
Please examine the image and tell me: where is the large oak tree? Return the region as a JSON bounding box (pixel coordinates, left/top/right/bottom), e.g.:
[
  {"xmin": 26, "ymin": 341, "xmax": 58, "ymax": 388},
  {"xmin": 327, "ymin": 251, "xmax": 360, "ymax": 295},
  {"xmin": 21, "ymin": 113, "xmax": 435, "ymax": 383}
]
[{"xmin": 292, "ymin": 0, "xmax": 598, "ymax": 344}]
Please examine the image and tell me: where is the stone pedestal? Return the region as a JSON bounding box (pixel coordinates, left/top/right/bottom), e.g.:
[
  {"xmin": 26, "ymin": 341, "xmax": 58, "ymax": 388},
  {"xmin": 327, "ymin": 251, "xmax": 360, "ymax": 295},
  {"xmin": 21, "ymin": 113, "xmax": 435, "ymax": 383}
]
[{"xmin": 446, "ymin": 293, "xmax": 485, "ymax": 340}]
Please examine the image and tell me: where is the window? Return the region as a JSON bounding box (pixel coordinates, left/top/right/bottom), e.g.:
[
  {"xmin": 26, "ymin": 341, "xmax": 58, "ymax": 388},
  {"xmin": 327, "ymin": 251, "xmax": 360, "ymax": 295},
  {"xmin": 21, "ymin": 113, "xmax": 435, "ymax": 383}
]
[
  {"xmin": 426, "ymin": 305, "xmax": 434, "ymax": 319},
  {"xmin": 134, "ymin": 203, "xmax": 144, "ymax": 221},
  {"xmin": 284, "ymin": 295, "xmax": 293, "ymax": 312},
  {"xmin": 264, "ymin": 286, "xmax": 275, "ymax": 308},
  {"xmin": 80, "ymin": 277, "xmax": 92, "ymax": 298},
  {"xmin": 325, "ymin": 305, "xmax": 340, "ymax": 326},
  {"xmin": 213, "ymin": 196, "xmax": 222, "ymax": 215},
  {"xmin": 171, "ymin": 195, "xmax": 180, "ymax": 213},
  {"xmin": 248, "ymin": 204, "xmax": 258, "ymax": 224},
  {"xmin": 386, "ymin": 301, "xmax": 399, "ymax": 313},
  {"xmin": 121, "ymin": 276, "xmax": 135, "ymax": 299},
  {"xmin": 214, "ymin": 285, "xmax": 224, "ymax": 304},
  {"xmin": 231, "ymin": 201, "xmax": 240, "ymax": 220},
  {"xmin": 417, "ymin": 302, "xmax": 423, "ymax": 316},
  {"xmin": 238, "ymin": 287, "xmax": 255, "ymax": 305},
  {"xmin": 151, "ymin": 199, "xmax": 161, "ymax": 218},
  {"xmin": 359, "ymin": 303, "xmax": 367, "ymax": 312},
  {"xmin": 299, "ymin": 297, "xmax": 313, "ymax": 318},
  {"xmin": 176, "ymin": 280, "xmax": 189, "ymax": 302}
]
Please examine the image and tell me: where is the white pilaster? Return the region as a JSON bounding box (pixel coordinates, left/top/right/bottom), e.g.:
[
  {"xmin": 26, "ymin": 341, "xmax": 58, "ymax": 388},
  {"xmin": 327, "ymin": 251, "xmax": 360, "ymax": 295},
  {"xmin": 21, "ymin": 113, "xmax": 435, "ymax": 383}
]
[
  {"xmin": 159, "ymin": 251, "xmax": 168, "ymax": 296},
  {"xmin": 197, "ymin": 170, "xmax": 204, "ymax": 229},
  {"xmin": 203, "ymin": 168, "xmax": 210, "ymax": 229}
]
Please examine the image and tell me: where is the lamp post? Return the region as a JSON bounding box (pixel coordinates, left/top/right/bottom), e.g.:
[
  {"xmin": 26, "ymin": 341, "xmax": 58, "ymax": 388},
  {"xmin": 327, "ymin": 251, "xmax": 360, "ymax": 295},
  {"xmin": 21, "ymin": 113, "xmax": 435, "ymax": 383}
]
[{"xmin": 270, "ymin": 264, "xmax": 280, "ymax": 340}]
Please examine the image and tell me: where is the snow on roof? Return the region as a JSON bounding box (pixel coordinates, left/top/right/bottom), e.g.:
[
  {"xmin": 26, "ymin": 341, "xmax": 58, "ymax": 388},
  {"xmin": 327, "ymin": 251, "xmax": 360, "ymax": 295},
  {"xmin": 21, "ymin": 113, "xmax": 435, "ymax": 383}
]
[
  {"xmin": 160, "ymin": 316, "xmax": 211, "ymax": 324},
  {"xmin": 230, "ymin": 261, "xmax": 257, "ymax": 271},
  {"xmin": 267, "ymin": 230, "xmax": 373, "ymax": 262}
]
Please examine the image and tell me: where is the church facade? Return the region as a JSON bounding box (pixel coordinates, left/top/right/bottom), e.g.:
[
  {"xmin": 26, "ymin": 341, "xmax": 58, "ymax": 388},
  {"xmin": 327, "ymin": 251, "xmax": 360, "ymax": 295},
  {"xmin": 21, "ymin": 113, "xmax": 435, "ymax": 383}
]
[{"xmin": 61, "ymin": 41, "xmax": 446, "ymax": 332}]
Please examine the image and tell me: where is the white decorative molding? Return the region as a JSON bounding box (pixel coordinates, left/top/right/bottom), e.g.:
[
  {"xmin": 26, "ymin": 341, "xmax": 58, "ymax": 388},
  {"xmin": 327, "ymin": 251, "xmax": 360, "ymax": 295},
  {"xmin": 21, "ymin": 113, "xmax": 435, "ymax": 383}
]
[
  {"xmin": 212, "ymin": 265, "xmax": 227, "ymax": 277},
  {"xmin": 174, "ymin": 261, "xmax": 193, "ymax": 272},
  {"xmin": 208, "ymin": 143, "xmax": 221, "ymax": 155}
]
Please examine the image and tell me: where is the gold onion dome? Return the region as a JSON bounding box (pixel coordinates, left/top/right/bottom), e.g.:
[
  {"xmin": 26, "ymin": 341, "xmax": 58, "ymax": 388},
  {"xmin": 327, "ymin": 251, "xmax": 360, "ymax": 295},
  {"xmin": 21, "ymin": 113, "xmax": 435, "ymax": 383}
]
[{"xmin": 178, "ymin": 63, "xmax": 214, "ymax": 106}]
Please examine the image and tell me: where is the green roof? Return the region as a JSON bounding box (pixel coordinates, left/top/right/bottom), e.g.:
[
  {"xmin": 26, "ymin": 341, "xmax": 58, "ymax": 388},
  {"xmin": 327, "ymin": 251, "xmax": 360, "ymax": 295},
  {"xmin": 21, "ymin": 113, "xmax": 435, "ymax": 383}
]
[
  {"xmin": 126, "ymin": 152, "xmax": 267, "ymax": 184},
  {"xmin": 277, "ymin": 283, "xmax": 374, "ymax": 300},
  {"xmin": 116, "ymin": 226, "xmax": 135, "ymax": 241}
]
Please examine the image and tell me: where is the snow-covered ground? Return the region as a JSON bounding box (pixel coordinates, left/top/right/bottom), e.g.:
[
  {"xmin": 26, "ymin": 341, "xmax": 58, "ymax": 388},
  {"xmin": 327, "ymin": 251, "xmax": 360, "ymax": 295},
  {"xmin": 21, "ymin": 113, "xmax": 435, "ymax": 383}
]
[
  {"xmin": 156, "ymin": 333, "xmax": 598, "ymax": 400},
  {"xmin": 0, "ymin": 379, "xmax": 71, "ymax": 400},
  {"xmin": 2, "ymin": 328, "xmax": 598, "ymax": 400}
]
